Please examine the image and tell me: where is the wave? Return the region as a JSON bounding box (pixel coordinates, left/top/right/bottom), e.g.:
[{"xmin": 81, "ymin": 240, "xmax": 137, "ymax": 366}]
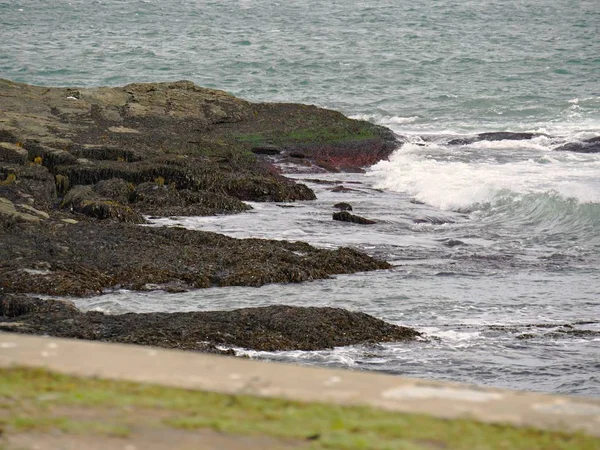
[
  {"xmin": 471, "ymin": 190, "xmax": 600, "ymax": 241},
  {"xmin": 368, "ymin": 140, "xmax": 600, "ymax": 205},
  {"xmin": 367, "ymin": 140, "xmax": 600, "ymax": 239}
]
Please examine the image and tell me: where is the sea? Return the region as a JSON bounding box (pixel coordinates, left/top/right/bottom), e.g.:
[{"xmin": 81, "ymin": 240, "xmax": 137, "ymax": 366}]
[{"xmin": 1, "ymin": 0, "xmax": 599, "ymax": 397}]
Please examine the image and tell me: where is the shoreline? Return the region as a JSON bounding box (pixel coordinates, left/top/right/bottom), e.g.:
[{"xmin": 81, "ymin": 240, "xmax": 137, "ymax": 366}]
[{"xmin": 0, "ymin": 79, "xmax": 415, "ymax": 353}]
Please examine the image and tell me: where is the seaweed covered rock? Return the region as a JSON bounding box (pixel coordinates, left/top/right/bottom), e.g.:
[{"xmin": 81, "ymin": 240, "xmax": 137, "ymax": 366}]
[
  {"xmin": 0, "ymin": 221, "xmax": 391, "ymax": 296},
  {"xmin": 0, "ymin": 142, "xmax": 28, "ymax": 164},
  {"xmin": 131, "ymin": 181, "xmax": 252, "ymax": 216},
  {"xmin": 93, "ymin": 177, "xmax": 132, "ymax": 203},
  {"xmin": 0, "ymin": 294, "xmax": 79, "ymax": 318},
  {"xmin": 0, "ymin": 164, "xmax": 56, "ymax": 206},
  {"xmin": 0, "ymin": 79, "xmax": 398, "ymax": 198},
  {"xmin": 0, "ymin": 297, "xmax": 421, "ymax": 352},
  {"xmin": 0, "ymin": 79, "xmax": 397, "ymax": 294},
  {"xmin": 61, "ymin": 185, "xmax": 145, "ymax": 224}
]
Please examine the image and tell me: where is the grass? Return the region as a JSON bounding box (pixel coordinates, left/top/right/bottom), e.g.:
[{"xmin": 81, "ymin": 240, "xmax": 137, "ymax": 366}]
[{"xmin": 0, "ymin": 367, "xmax": 598, "ymax": 449}]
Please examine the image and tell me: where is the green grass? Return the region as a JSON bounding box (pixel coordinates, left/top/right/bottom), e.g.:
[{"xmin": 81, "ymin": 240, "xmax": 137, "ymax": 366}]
[
  {"xmin": 7, "ymin": 416, "xmax": 131, "ymax": 438},
  {"xmin": 0, "ymin": 367, "xmax": 598, "ymax": 449}
]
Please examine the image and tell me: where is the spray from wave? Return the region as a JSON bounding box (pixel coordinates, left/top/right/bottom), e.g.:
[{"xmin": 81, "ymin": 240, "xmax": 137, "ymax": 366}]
[{"xmin": 367, "ymin": 140, "xmax": 600, "ymax": 240}]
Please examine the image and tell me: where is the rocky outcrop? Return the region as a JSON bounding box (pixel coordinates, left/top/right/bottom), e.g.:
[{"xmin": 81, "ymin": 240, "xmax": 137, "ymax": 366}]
[
  {"xmin": 0, "ymin": 295, "xmax": 421, "ymax": 353},
  {"xmin": 0, "ymin": 79, "xmax": 395, "ymax": 296}
]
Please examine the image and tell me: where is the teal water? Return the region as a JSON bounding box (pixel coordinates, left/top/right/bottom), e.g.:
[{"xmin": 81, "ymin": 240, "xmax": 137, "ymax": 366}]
[
  {"xmin": 1, "ymin": 0, "xmax": 599, "ymax": 131},
  {"xmin": 2, "ymin": 0, "xmax": 600, "ymax": 396}
]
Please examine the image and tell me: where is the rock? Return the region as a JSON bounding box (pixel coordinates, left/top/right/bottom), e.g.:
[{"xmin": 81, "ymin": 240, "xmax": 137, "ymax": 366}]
[
  {"xmin": 0, "ymin": 294, "xmax": 78, "ymax": 318},
  {"xmin": 333, "ymin": 211, "xmax": 376, "ymax": 225},
  {"xmin": 330, "ymin": 185, "xmax": 358, "ymax": 193},
  {"xmin": 0, "ymin": 197, "xmax": 40, "ymax": 223},
  {"xmin": 333, "ymin": 202, "xmax": 353, "ymax": 211},
  {"xmin": 250, "ymin": 144, "xmax": 281, "ymax": 155},
  {"xmin": 0, "ymin": 298, "xmax": 421, "ymax": 352},
  {"xmin": 302, "ymin": 178, "xmax": 338, "ymax": 185},
  {"xmin": 554, "ymin": 136, "xmax": 600, "ymax": 154},
  {"xmin": 0, "ymin": 222, "xmax": 391, "ymax": 296},
  {"xmin": 448, "ymin": 132, "xmax": 539, "ymax": 146},
  {"xmin": 413, "ymin": 217, "xmax": 454, "ymax": 225},
  {"xmin": 16, "ymin": 204, "xmax": 49, "ymax": 219},
  {"xmin": 0, "ymin": 142, "xmax": 28, "ymax": 164},
  {"xmin": 61, "ymin": 185, "xmax": 145, "ymax": 224},
  {"xmin": 131, "ymin": 181, "xmax": 251, "ymax": 216},
  {"xmin": 0, "ymin": 79, "xmax": 396, "ymax": 294},
  {"xmin": 443, "ymin": 239, "xmax": 465, "ymax": 247}
]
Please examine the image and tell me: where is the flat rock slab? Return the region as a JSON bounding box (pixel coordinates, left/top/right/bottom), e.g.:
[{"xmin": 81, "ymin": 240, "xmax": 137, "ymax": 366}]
[{"xmin": 1, "ymin": 332, "xmax": 599, "ymax": 438}]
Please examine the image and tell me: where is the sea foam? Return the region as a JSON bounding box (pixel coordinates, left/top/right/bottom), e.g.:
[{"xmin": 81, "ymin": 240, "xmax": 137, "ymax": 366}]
[{"xmin": 367, "ymin": 141, "xmax": 600, "ymax": 212}]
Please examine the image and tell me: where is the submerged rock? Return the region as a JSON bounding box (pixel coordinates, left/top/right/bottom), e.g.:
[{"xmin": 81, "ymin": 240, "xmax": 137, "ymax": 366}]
[
  {"xmin": 0, "ymin": 295, "xmax": 421, "ymax": 352},
  {"xmin": 554, "ymin": 136, "xmax": 600, "ymax": 154},
  {"xmin": 448, "ymin": 132, "xmax": 539, "ymax": 146},
  {"xmin": 333, "ymin": 211, "xmax": 376, "ymax": 225},
  {"xmin": 333, "ymin": 202, "xmax": 353, "ymax": 211},
  {"xmin": 330, "ymin": 185, "xmax": 359, "ymax": 193}
]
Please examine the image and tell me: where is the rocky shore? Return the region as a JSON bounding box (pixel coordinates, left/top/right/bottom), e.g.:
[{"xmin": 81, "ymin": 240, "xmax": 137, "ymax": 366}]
[
  {"xmin": 0, "ymin": 79, "xmax": 419, "ymax": 353},
  {"xmin": 0, "ymin": 295, "xmax": 421, "ymax": 354}
]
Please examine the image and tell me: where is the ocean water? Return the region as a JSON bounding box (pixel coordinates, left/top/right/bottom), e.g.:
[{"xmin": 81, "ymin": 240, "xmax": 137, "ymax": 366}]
[{"xmin": 2, "ymin": 0, "xmax": 599, "ymax": 396}]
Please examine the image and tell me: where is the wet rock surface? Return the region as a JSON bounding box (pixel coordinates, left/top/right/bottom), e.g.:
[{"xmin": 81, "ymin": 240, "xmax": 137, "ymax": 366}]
[
  {"xmin": 333, "ymin": 211, "xmax": 376, "ymax": 225},
  {"xmin": 554, "ymin": 136, "xmax": 600, "ymax": 154},
  {"xmin": 0, "ymin": 221, "xmax": 390, "ymax": 296},
  {"xmin": 0, "ymin": 295, "xmax": 421, "ymax": 353},
  {"xmin": 447, "ymin": 132, "xmax": 539, "ymax": 146},
  {"xmin": 333, "ymin": 202, "xmax": 353, "ymax": 211}
]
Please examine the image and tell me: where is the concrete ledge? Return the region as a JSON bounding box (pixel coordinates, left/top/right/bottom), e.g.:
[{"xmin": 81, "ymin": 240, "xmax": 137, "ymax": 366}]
[{"xmin": 1, "ymin": 331, "xmax": 599, "ymax": 437}]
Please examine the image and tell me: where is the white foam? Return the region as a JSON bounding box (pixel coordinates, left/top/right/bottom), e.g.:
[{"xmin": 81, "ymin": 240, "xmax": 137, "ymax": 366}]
[
  {"xmin": 419, "ymin": 327, "xmax": 481, "ymax": 343},
  {"xmin": 465, "ymin": 139, "xmax": 550, "ymax": 151},
  {"xmin": 349, "ymin": 113, "xmax": 419, "ymax": 125},
  {"xmin": 383, "ymin": 116, "xmax": 421, "ymax": 125},
  {"xmin": 367, "ymin": 142, "xmax": 600, "ymax": 210}
]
